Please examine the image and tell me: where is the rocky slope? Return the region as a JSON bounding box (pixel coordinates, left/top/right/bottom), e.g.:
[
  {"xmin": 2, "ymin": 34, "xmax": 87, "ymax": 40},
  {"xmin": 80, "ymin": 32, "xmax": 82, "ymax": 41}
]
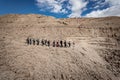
[{"xmin": 0, "ymin": 14, "xmax": 120, "ymax": 80}]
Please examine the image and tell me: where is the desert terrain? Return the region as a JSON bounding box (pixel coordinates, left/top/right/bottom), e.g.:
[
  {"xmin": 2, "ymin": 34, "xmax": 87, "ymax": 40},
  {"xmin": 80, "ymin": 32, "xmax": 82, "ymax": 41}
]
[{"xmin": 0, "ymin": 14, "xmax": 120, "ymax": 80}]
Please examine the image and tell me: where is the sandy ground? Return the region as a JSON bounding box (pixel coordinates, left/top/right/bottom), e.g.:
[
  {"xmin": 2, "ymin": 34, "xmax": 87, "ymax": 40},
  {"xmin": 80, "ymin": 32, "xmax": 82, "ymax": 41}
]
[{"xmin": 0, "ymin": 14, "xmax": 120, "ymax": 80}]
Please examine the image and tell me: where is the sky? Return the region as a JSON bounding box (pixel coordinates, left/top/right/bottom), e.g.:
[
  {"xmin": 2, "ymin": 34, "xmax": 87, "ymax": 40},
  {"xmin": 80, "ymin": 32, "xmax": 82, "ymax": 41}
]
[{"xmin": 0, "ymin": 0, "xmax": 120, "ymax": 18}]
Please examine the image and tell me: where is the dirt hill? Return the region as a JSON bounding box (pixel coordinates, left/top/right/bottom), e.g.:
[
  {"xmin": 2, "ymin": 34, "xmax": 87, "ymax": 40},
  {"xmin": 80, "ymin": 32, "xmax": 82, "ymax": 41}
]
[{"xmin": 0, "ymin": 14, "xmax": 120, "ymax": 80}]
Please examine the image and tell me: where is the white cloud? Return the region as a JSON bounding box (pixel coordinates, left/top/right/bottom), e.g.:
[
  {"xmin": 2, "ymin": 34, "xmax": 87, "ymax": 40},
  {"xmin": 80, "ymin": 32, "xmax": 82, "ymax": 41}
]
[
  {"xmin": 36, "ymin": 0, "xmax": 120, "ymax": 18},
  {"xmin": 36, "ymin": 0, "xmax": 67, "ymax": 13},
  {"xmin": 85, "ymin": 6, "xmax": 120, "ymax": 17},
  {"xmin": 106, "ymin": 0, "xmax": 120, "ymax": 6},
  {"xmin": 36, "ymin": 0, "xmax": 88, "ymax": 18},
  {"xmin": 85, "ymin": 0, "xmax": 120, "ymax": 17},
  {"xmin": 68, "ymin": 0, "xmax": 88, "ymax": 17}
]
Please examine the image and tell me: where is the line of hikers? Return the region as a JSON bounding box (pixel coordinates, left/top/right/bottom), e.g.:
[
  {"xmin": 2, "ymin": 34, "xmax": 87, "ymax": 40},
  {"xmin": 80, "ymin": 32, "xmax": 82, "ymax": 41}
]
[{"xmin": 26, "ymin": 38, "xmax": 75, "ymax": 48}]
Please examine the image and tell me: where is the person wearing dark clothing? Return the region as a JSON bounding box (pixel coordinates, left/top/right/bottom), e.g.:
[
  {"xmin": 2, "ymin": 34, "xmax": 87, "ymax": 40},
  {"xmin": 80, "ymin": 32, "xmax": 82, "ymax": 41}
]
[
  {"xmin": 41, "ymin": 39, "xmax": 45, "ymax": 46},
  {"xmin": 53, "ymin": 41, "xmax": 55, "ymax": 47},
  {"xmin": 68, "ymin": 41, "xmax": 71, "ymax": 47},
  {"xmin": 36, "ymin": 39, "xmax": 39, "ymax": 45},
  {"xmin": 56, "ymin": 41, "xmax": 59, "ymax": 47},
  {"xmin": 33, "ymin": 39, "xmax": 36, "ymax": 45},
  {"xmin": 44, "ymin": 39, "xmax": 48, "ymax": 46},
  {"xmin": 26, "ymin": 38, "xmax": 30, "ymax": 45},
  {"xmin": 47, "ymin": 40, "xmax": 50, "ymax": 47},
  {"xmin": 60, "ymin": 40, "xmax": 63, "ymax": 47},
  {"xmin": 29, "ymin": 38, "xmax": 32, "ymax": 45},
  {"xmin": 64, "ymin": 40, "xmax": 67, "ymax": 47}
]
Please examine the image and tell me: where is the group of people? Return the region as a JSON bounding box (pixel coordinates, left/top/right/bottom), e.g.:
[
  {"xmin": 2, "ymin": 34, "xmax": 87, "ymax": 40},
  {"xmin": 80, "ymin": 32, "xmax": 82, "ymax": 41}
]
[{"xmin": 26, "ymin": 38, "xmax": 75, "ymax": 48}]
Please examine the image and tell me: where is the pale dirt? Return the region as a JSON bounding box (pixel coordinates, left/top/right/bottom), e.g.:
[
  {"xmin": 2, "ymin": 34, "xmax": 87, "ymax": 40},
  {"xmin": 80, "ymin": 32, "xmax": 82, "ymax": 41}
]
[{"xmin": 0, "ymin": 14, "xmax": 120, "ymax": 80}]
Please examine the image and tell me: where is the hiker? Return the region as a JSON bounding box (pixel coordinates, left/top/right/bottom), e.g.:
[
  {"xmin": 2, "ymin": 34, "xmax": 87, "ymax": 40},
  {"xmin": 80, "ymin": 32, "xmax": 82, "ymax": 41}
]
[
  {"xmin": 53, "ymin": 41, "xmax": 55, "ymax": 47},
  {"xmin": 36, "ymin": 39, "xmax": 40, "ymax": 45},
  {"xmin": 44, "ymin": 39, "xmax": 48, "ymax": 46},
  {"xmin": 73, "ymin": 42, "xmax": 75, "ymax": 45},
  {"xmin": 41, "ymin": 39, "xmax": 45, "ymax": 46},
  {"xmin": 64, "ymin": 40, "xmax": 67, "ymax": 47},
  {"xmin": 29, "ymin": 38, "xmax": 32, "ymax": 45},
  {"xmin": 33, "ymin": 39, "xmax": 36, "ymax": 45},
  {"xmin": 68, "ymin": 41, "xmax": 71, "ymax": 47},
  {"xmin": 60, "ymin": 40, "xmax": 63, "ymax": 47},
  {"xmin": 47, "ymin": 40, "xmax": 50, "ymax": 47},
  {"xmin": 26, "ymin": 38, "xmax": 30, "ymax": 45},
  {"xmin": 73, "ymin": 42, "xmax": 75, "ymax": 48},
  {"xmin": 56, "ymin": 41, "xmax": 59, "ymax": 47}
]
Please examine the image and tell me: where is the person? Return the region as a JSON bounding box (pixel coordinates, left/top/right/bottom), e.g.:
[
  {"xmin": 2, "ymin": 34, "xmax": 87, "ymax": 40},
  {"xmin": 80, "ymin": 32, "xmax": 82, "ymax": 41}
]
[
  {"xmin": 41, "ymin": 39, "xmax": 44, "ymax": 46},
  {"xmin": 73, "ymin": 42, "xmax": 75, "ymax": 46},
  {"xmin": 64, "ymin": 40, "xmax": 67, "ymax": 47},
  {"xmin": 47, "ymin": 40, "xmax": 50, "ymax": 47},
  {"xmin": 26, "ymin": 38, "xmax": 30, "ymax": 45},
  {"xmin": 53, "ymin": 41, "xmax": 55, "ymax": 47},
  {"xmin": 60, "ymin": 40, "xmax": 63, "ymax": 47},
  {"xmin": 68, "ymin": 41, "xmax": 71, "ymax": 47},
  {"xmin": 44, "ymin": 39, "xmax": 48, "ymax": 46},
  {"xmin": 73, "ymin": 42, "xmax": 75, "ymax": 49},
  {"xmin": 56, "ymin": 41, "xmax": 59, "ymax": 47},
  {"xmin": 29, "ymin": 38, "xmax": 32, "ymax": 45},
  {"xmin": 33, "ymin": 39, "xmax": 36, "ymax": 45},
  {"xmin": 36, "ymin": 39, "xmax": 39, "ymax": 45}
]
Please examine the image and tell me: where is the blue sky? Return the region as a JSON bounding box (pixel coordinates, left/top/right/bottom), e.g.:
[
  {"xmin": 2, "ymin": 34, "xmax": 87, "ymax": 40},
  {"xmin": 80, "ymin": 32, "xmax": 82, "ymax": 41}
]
[{"xmin": 0, "ymin": 0, "xmax": 120, "ymax": 18}]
